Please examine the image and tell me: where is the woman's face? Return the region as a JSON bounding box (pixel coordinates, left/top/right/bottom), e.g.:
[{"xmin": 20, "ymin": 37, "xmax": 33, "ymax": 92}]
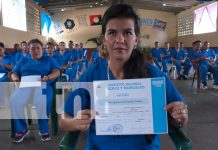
[
  {"xmin": 29, "ymin": 43, "xmax": 43, "ymax": 60},
  {"xmin": 103, "ymin": 18, "xmax": 138, "ymax": 62}
]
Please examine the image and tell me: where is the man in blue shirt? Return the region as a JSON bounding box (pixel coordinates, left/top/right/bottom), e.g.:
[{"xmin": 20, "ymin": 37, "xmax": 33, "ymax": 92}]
[
  {"xmin": 15, "ymin": 41, "xmax": 30, "ymax": 64},
  {"xmin": 90, "ymin": 44, "xmax": 101, "ymax": 64},
  {"xmin": 161, "ymin": 42, "xmax": 173, "ymax": 74},
  {"xmin": 189, "ymin": 40, "xmax": 218, "ymax": 89},
  {"xmin": 171, "ymin": 42, "xmax": 191, "ymax": 80},
  {"xmin": 150, "ymin": 42, "xmax": 163, "ymax": 69}
]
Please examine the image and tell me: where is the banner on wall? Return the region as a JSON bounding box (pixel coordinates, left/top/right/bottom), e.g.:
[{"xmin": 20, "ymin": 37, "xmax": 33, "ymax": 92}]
[
  {"xmin": 77, "ymin": 15, "xmax": 88, "ymax": 27},
  {"xmin": 139, "ymin": 18, "xmax": 167, "ymax": 31},
  {"xmin": 139, "ymin": 18, "xmax": 154, "ymax": 26},
  {"xmin": 90, "ymin": 15, "xmax": 101, "ymax": 26},
  {"xmin": 152, "ymin": 19, "xmax": 167, "ymax": 31}
]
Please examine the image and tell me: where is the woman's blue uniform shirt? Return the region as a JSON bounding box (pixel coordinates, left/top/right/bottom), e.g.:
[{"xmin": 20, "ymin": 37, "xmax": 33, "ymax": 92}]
[
  {"xmin": 12, "ymin": 56, "xmax": 59, "ymax": 77},
  {"xmin": 64, "ymin": 58, "xmax": 185, "ymax": 150},
  {"xmin": 0, "ymin": 55, "xmax": 15, "ymax": 81}
]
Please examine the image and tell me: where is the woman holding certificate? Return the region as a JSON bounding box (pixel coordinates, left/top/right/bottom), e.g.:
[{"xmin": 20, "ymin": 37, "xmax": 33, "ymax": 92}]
[
  {"xmin": 10, "ymin": 39, "xmax": 60, "ymax": 143},
  {"xmin": 61, "ymin": 4, "xmax": 188, "ymax": 150}
]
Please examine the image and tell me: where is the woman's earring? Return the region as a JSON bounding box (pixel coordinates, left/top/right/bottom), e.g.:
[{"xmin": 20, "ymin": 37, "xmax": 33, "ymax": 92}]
[{"xmin": 133, "ymin": 45, "xmax": 137, "ymax": 50}]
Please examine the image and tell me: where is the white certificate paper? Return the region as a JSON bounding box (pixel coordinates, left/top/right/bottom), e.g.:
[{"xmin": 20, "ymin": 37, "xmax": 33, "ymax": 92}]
[
  {"xmin": 93, "ymin": 77, "xmax": 168, "ymax": 135},
  {"xmin": 20, "ymin": 75, "xmax": 41, "ymax": 88}
]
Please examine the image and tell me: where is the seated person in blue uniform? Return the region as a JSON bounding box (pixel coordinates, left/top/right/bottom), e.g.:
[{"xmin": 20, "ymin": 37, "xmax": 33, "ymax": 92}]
[
  {"xmin": 202, "ymin": 41, "xmax": 216, "ymax": 80},
  {"xmin": 0, "ymin": 42, "xmax": 15, "ymax": 106},
  {"xmin": 45, "ymin": 42, "xmax": 59, "ymax": 62},
  {"xmin": 54, "ymin": 44, "xmax": 60, "ymax": 56},
  {"xmin": 0, "ymin": 42, "xmax": 15, "ymax": 81},
  {"xmin": 89, "ymin": 44, "xmax": 101, "ymax": 64},
  {"xmin": 202, "ymin": 41, "xmax": 216, "ymax": 63},
  {"xmin": 189, "ymin": 40, "xmax": 218, "ymax": 89},
  {"xmin": 150, "ymin": 41, "xmax": 163, "ymax": 69},
  {"xmin": 215, "ymin": 48, "xmax": 218, "ymax": 65},
  {"xmin": 161, "ymin": 42, "xmax": 173, "ymax": 74},
  {"xmin": 66, "ymin": 40, "xmax": 75, "ymax": 56},
  {"xmin": 80, "ymin": 42, "xmax": 89, "ymax": 69},
  {"xmin": 15, "ymin": 41, "xmax": 30, "ymax": 64},
  {"xmin": 64, "ymin": 43, "xmax": 81, "ymax": 82},
  {"xmin": 56, "ymin": 41, "xmax": 72, "ymax": 73},
  {"xmin": 5, "ymin": 43, "xmax": 20, "ymax": 62},
  {"xmin": 180, "ymin": 42, "xmax": 188, "ymax": 54},
  {"xmin": 60, "ymin": 4, "xmax": 188, "ymax": 150},
  {"xmin": 45, "ymin": 42, "xmax": 55, "ymax": 57},
  {"xmin": 171, "ymin": 42, "xmax": 191, "ymax": 80},
  {"xmin": 10, "ymin": 39, "xmax": 60, "ymax": 143}
]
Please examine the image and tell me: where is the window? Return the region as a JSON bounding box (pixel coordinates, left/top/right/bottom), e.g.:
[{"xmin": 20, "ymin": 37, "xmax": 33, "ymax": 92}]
[
  {"xmin": 26, "ymin": 3, "xmax": 40, "ymax": 34},
  {"xmin": 177, "ymin": 15, "xmax": 193, "ymax": 36},
  {"xmin": 2, "ymin": 0, "xmax": 26, "ymax": 31},
  {"xmin": 194, "ymin": 2, "xmax": 217, "ymax": 34}
]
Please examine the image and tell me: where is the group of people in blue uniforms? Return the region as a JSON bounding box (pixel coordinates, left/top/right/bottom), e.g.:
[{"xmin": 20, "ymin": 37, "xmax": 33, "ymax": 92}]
[
  {"xmin": 0, "ymin": 39, "xmax": 101, "ymax": 143},
  {"xmin": 151, "ymin": 40, "xmax": 218, "ymax": 89},
  {"xmin": 0, "ymin": 3, "xmax": 216, "ymax": 149}
]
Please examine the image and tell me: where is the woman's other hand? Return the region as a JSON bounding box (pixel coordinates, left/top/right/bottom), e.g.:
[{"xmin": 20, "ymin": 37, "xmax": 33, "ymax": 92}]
[{"xmin": 165, "ymin": 101, "xmax": 188, "ymax": 128}]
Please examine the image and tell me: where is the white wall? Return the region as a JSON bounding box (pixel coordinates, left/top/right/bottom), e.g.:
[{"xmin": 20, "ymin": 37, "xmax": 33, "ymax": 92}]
[{"xmin": 51, "ymin": 7, "xmax": 177, "ymax": 48}]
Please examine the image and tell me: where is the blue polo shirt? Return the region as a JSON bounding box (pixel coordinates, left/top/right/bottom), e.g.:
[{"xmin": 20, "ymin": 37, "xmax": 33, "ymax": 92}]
[
  {"xmin": 170, "ymin": 49, "xmax": 186, "ymax": 60},
  {"xmin": 55, "ymin": 51, "xmax": 71, "ymax": 67},
  {"xmin": 12, "ymin": 56, "xmax": 59, "ymax": 77},
  {"xmin": 151, "ymin": 48, "xmax": 163, "ymax": 61},
  {"xmin": 162, "ymin": 48, "xmax": 173, "ymax": 60}
]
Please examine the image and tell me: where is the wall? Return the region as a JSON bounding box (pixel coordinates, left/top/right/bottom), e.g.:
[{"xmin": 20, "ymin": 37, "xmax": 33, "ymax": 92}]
[
  {"xmin": 177, "ymin": 2, "xmax": 218, "ymax": 47},
  {"xmin": 0, "ymin": 26, "xmax": 49, "ymax": 48},
  {"xmin": 51, "ymin": 7, "xmax": 177, "ymax": 48},
  {"xmin": 138, "ymin": 9, "xmax": 177, "ymax": 47}
]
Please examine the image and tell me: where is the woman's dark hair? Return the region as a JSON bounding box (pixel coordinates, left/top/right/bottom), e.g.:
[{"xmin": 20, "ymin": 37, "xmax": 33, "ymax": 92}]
[
  {"xmin": 101, "ymin": 4, "xmax": 140, "ymax": 36},
  {"xmin": 101, "ymin": 4, "xmax": 149, "ymax": 79},
  {"xmin": 28, "ymin": 39, "xmax": 43, "ymax": 47}
]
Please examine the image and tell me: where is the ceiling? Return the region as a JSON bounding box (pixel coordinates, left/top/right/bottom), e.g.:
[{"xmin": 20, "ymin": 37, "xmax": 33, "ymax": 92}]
[{"xmin": 34, "ymin": 0, "xmax": 214, "ymax": 14}]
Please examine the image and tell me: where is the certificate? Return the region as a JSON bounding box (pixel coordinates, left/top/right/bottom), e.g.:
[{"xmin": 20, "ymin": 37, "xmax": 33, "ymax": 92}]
[
  {"xmin": 93, "ymin": 77, "xmax": 168, "ymax": 135},
  {"xmin": 20, "ymin": 75, "xmax": 41, "ymax": 88}
]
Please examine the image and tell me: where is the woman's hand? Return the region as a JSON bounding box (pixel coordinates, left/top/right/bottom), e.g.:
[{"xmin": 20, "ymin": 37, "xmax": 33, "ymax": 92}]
[
  {"xmin": 60, "ymin": 109, "xmax": 96, "ymax": 132},
  {"xmin": 11, "ymin": 73, "xmax": 20, "ymax": 88},
  {"xmin": 41, "ymin": 75, "xmax": 49, "ymax": 82},
  {"xmin": 165, "ymin": 101, "xmax": 188, "ymax": 128},
  {"xmin": 73, "ymin": 109, "xmax": 95, "ymax": 131}
]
